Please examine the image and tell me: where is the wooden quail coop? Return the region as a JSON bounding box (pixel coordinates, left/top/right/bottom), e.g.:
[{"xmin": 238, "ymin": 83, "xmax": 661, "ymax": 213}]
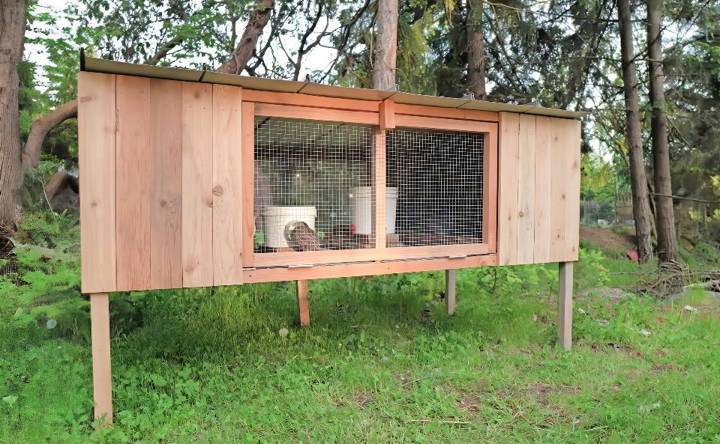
[{"xmin": 78, "ymin": 55, "xmax": 583, "ymax": 423}]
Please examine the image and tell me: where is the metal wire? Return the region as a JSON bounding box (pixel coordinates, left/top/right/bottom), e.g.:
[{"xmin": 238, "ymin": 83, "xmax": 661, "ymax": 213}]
[
  {"xmin": 386, "ymin": 128, "xmax": 484, "ymax": 247},
  {"xmin": 254, "ymin": 117, "xmax": 375, "ymax": 252}
]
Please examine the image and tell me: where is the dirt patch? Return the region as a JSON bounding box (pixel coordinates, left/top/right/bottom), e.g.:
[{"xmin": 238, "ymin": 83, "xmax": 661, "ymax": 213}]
[
  {"xmin": 333, "ymin": 391, "xmax": 375, "ymax": 409},
  {"xmin": 529, "ymin": 384, "xmax": 579, "ymax": 403},
  {"xmin": 580, "ymin": 226, "xmax": 635, "ymax": 253},
  {"xmin": 591, "ymin": 342, "xmax": 645, "ymax": 359},
  {"xmin": 456, "ymin": 389, "xmax": 482, "ymax": 413},
  {"xmin": 353, "ymin": 392, "xmax": 374, "ymax": 409},
  {"xmin": 651, "ymin": 363, "xmax": 684, "ymax": 373}
]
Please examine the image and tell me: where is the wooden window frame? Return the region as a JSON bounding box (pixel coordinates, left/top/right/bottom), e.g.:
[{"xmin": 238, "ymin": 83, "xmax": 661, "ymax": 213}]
[{"xmin": 242, "ymin": 97, "xmax": 498, "ymax": 269}]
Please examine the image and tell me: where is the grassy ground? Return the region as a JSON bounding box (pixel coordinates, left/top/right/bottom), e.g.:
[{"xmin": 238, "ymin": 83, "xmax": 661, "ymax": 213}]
[{"xmin": 1, "ymin": 236, "xmax": 720, "ymax": 442}]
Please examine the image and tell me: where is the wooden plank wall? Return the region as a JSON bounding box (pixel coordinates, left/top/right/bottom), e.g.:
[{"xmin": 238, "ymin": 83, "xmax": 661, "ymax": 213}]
[
  {"xmin": 497, "ymin": 112, "xmax": 581, "ymax": 265},
  {"xmin": 80, "ymin": 74, "xmax": 243, "ymax": 292},
  {"xmin": 79, "ymin": 72, "xmax": 117, "ymax": 293}
]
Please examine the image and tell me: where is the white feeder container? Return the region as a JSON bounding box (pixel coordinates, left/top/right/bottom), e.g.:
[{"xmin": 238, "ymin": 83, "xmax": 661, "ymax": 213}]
[
  {"xmin": 350, "ymin": 186, "xmax": 398, "ymax": 235},
  {"xmin": 264, "ymin": 206, "xmax": 317, "ymax": 248}
]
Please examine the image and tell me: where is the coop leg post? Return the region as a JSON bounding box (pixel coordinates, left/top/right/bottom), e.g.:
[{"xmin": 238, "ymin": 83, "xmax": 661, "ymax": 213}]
[
  {"xmin": 90, "ymin": 293, "xmax": 113, "ymax": 425},
  {"xmin": 558, "ymin": 262, "xmax": 574, "ymax": 351},
  {"xmin": 296, "ymin": 280, "xmax": 310, "ymax": 327},
  {"xmin": 445, "ymin": 269, "xmax": 456, "ymax": 315}
]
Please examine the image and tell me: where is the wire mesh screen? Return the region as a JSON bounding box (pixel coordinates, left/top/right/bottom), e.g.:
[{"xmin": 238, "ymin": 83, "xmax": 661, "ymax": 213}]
[
  {"xmin": 254, "ymin": 117, "xmax": 375, "ymax": 253},
  {"xmin": 386, "ymin": 128, "xmax": 484, "ymax": 247}
]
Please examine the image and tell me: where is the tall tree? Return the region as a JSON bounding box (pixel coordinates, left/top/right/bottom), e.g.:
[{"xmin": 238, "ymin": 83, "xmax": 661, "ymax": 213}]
[
  {"xmin": 618, "ymin": 0, "xmax": 654, "ymax": 261},
  {"xmin": 0, "ymin": 0, "xmax": 28, "ymax": 227},
  {"xmin": 466, "ymin": 0, "xmax": 486, "ymax": 99},
  {"xmin": 218, "ymin": 0, "xmax": 274, "ymax": 74},
  {"xmin": 373, "ymin": 0, "xmax": 398, "ymax": 90},
  {"xmin": 647, "ymin": 0, "xmax": 678, "ymax": 262}
]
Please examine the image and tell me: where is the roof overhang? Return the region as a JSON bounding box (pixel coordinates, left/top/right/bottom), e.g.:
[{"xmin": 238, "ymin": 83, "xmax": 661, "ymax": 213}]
[{"xmin": 81, "ymin": 54, "xmax": 587, "ymax": 120}]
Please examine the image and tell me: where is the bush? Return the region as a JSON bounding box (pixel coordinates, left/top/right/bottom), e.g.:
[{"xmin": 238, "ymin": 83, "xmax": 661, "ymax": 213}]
[{"xmin": 0, "ymin": 211, "xmax": 83, "ymax": 343}]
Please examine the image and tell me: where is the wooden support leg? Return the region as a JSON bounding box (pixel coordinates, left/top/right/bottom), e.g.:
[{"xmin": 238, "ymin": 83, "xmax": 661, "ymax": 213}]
[
  {"xmin": 90, "ymin": 293, "xmax": 113, "ymax": 424},
  {"xmin": 445, "ymin": 269, "xmax": 456, "ymax": 315},
  {"xmin": 296, "ymin": 280, "xmax": 310, "ymax": 327},
  {"xmin": 558, "ymin": 262, "xmax": 573, "ymax": 351}
]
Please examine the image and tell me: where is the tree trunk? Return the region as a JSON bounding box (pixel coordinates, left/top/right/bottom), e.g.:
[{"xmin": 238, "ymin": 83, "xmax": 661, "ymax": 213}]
[
  {"xmin": 646, "ymin": 0, "xmax": 677, "ymax": 262},
  {"xmin": 373, "ymin": 0, "xmax": 398, "ymax": 90},
  {"xmin": 0, "ymin": 0, "xmax": 27, "ymax": 227},
  {"xmin": 23, "ymin": 99, "xmax": 78, "ymax": 169},
  {"xmin": 617, "ymin": 0, "xmax": 653, "ymax": 262},
  {"xmin": 217, "ymin": 0, "xmax": 274, "ymax": 74},
  {"xmin": 467, "ymin": 0, "xmax": 486, "ymax": 100}
]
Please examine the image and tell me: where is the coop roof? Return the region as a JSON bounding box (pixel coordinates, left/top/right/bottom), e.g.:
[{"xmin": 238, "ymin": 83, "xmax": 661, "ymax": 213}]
[{"xmin": 81, "ymin": 54, "xmax": 585, "ymax": 119}]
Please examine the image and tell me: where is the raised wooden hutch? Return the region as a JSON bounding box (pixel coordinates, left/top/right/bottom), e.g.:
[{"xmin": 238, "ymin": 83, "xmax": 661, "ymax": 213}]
[{"xmin": 79, "ymin": 56, "xmax": 582, "ymax": 424}]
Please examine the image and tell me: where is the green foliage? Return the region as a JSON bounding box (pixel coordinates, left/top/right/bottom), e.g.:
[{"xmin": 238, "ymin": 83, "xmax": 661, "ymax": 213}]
[{"xmin": 0, "ymin": 211, "xmax": 82, "ymax": 342}]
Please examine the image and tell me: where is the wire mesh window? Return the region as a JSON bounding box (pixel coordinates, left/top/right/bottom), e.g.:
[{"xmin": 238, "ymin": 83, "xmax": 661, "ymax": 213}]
[
  {"xmin": 386, "ymin": 127, "xmax": 485, "ymax": 247},
  {"xmin": 254, "ymin": 117, "xmax": 375, "ymax": 253}
]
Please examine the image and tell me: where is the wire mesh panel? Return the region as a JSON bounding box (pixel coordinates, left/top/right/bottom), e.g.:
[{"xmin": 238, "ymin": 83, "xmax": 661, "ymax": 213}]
[
  {"xmin": 386, "ymin": 127, "xmax": 485, "ymax": 247},
  {"xmin": 254, "ymin": 117, "xmax": 375, "ymax": 253}
]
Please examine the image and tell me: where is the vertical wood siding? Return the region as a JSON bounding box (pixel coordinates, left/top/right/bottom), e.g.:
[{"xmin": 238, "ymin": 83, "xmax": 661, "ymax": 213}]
[
  {"xmin": 79, "ymin": 72, "xmax": 117, "ymax": 293},
  {"xmin": 85, "ymin": 75, "xmax": 224, "ymax": 292},
  {"xmin": 149, "ymin": 79, "xmax": 183, "ymax": 289},
  {"xmin": 211, "ymin": 84, "xmax": 245, "ymax": 286},
  {"xmin": 115, "ymin": 75, "xmax": 151, "ymax": 291},
  {"xmin": 497, "ymin": 112, "xmax": 581, "ymax": 265},
  {"xmin": 181, "ymin": 83, "xmax": 214, "ymax": 287},
  {"xmin": 497, "ymin": 113, "xmax": 520, "ymax": 266}
]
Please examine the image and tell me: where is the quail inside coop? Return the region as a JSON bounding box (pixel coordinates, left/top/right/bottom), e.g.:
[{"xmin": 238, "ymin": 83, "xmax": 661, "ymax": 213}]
[{"xmin": 285, "ymin": 221, "xmax": 321, "ymax": 251}]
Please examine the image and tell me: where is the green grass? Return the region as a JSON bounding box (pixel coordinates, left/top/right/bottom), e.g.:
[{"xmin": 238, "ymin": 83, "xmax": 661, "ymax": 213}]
[{"xmin": 1, "ymin": 242, "xmax": 720, "ymax": 442}]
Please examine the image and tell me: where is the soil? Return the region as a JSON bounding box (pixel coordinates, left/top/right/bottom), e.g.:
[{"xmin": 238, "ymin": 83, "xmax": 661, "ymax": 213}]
[{"xmin": 580, "ymin": 226, "xmax": 636, "ymax": 253}]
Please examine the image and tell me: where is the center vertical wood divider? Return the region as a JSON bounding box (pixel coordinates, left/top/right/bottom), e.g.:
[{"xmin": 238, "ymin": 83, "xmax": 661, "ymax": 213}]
[
  {"xmin": 242, "ymin": 102, "xmax": 256, "ymax": 266},
  {"xmin": 374, "ymin": 128, "xmax": 387, "ymax": 250}
]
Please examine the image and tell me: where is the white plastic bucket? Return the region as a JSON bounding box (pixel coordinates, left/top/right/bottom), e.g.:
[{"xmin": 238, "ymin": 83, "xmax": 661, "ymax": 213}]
[
  {"xmin": 264, "ymin": 206, "xmax": 317, "ymax": 248},
  {"xmin": 350, "ymin": 186, "xmax": 398, "ymax": 235}
]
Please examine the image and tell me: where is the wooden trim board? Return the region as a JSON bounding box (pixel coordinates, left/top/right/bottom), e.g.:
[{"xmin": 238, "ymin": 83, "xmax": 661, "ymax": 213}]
[
  {"xmin": 254, "ymin": 103, "xmax": 378, "ymax": 125},
  {"xmin": 244, "ymin": 254, "xmax": 498, "ymax": 283}
]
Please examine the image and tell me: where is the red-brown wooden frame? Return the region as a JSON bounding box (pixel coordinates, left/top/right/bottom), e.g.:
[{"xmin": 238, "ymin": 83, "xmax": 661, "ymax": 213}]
[{"xmin": 242, "ymin": 93, "xmax": 498, "ymax": 270}]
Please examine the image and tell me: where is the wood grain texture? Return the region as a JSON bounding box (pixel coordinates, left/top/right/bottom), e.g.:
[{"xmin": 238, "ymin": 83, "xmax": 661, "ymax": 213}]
[
  {"xmin": 90, "ymin": 293, "xmax": 112, "ymax": 424},
  {"xmin": 244, "ymin": 254, "xmax": 499, "ymax": 283},
  {"xmin": 241, "ymin": 102, "xmax": 255, "ymax": 267},
  {"xmin": 533, "ymin": 116, "xmax": 552, "ymax": 263},
  {"xmin": 243, "ymin": 90, "xmax": 380, "ymax": 112},
  {"xmin": 395, "ymin": 103, "xmax": 498, "ymax": 122},
  {"xmin": 558, "ymin": 261, "xmax": 574, "ymax": 350},
  {"xmin": 254, "ymin": 102, "xmax": 377, "ymax": 125},
  {"xmin": 115, "ymin": 75, "xmax": 151, "ymax": 291},
  {"xmin": 181, "ymin": 82, "xmax": 214, "ymax": 287},
  {"xmin": 149, "ymin": 79, "xmax": 183, "ymax": 289},
  {"xmin": 498, "ymin": 113, "xmax": 581, "ymax": 265},
  {"xmin": 549, "ymin": 118, "xmax": 581, "ymax": 262},
  {"xmin": 296, "ymin": 280, "xmax": 310, "ymax": 327},
  {"xmin": 484, "ymin": 124, "xmax": 499, "ymax": 253},
  {"xmin": 395, "ymin": 115, "xmax": 496, "ymax": 133},
  {"xmin": 446, "ymin": 269, "xmax": 456, "ymax": 315},
  {"xmin": 380, "ymin": 99, "xmax": 395, "ymax": 130},
  {"xmin": 252, "ymin": 243, "xmax": 491, "ymax": 267},
  {"xmin": 212, "ymin": 84, "xmax": 244, "ymax": 285},
  {"xmin": 374, "ymin": 129, "xmax": 387, "ymax": 248},
  {"xmin": 516, "ymin": 115, "xmax": 536, "ymax": 264},
  {"xmin": 497, "ymin": 112, "xmax": 520, "ymax": 265},
  {"xmin": 79, "ymin": 72, "xmax": 117, "ymax": 293},
  {"xmin": 562, "ymin": 119, "xmax": 582, "ymax": 261}
]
